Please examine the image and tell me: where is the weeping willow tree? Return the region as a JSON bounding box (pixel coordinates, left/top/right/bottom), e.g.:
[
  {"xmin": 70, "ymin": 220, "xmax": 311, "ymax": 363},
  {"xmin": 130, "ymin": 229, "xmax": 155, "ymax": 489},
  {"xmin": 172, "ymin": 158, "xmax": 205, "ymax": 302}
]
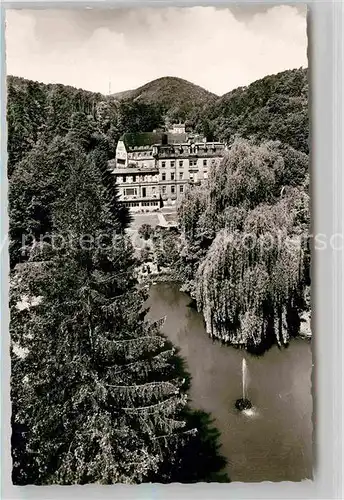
[
  {"xmin": 178, "ymin": 139, "xmax": 310, "ymax": 351},
  {"xmin": 196, "ymin": 189, "xmax": 309, "ymax": 350}
]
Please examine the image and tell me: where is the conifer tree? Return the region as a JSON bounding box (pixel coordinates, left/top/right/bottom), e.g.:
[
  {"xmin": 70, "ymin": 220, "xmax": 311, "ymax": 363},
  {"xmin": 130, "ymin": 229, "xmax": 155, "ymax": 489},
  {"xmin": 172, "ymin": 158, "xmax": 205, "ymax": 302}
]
[
  {"xmin": 11, "ymin": 144, "xmax": 227, "ymax": 484},
  {"xmin": 8, "ymin": 136, "xmax": 130, "ymax": 267}
]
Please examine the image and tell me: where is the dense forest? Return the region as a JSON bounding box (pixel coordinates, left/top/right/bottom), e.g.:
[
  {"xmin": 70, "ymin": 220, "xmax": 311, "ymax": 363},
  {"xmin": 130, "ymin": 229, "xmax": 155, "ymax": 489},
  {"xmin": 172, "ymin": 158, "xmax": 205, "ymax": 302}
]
[
  {"xmin": 200, "ymin": 68, "xmax": 308, "ymax": 154},
  {"xmin": 112, "ymin": 76, "xmax": 217, "ymax": 124},
  {"xmin": 110, "ymin": 68, "xmax": 308, "ymax": 152},
  {"xmin": 7, "ymin": 75, "xmax": 164, "ymax": 178},
  {"xmin": 8, "ymin": 75, "xmax": 228, "ymax": 484}
]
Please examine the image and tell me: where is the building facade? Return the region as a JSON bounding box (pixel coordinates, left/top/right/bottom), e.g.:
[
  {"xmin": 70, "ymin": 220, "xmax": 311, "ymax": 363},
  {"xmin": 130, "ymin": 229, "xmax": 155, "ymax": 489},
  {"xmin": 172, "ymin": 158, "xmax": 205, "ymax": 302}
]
[{"xmin": 108, "ymin": 129, "xmax": 225, "ymax": 212}]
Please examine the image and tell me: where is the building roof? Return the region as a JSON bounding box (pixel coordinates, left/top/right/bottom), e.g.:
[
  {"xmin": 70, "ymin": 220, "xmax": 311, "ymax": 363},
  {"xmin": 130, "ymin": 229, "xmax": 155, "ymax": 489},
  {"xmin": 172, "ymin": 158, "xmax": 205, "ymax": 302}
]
[
  {"xmin": 110, "ymin": 166, "xmax": 158, "ymax": 174},
  {"xmin": 120, "ymin": 132, "xmax": 190, "ymax": 148},
  {"xmin": 167, "ymin": 133, "xmax": 188, "ymax": 144},
  {"xmin": 120, "ymin": 132, "xmax": 163, "ymax": 148},
  {"xmin": 119, "ymin": 132, "xmax": 225, "ymax": 150}
]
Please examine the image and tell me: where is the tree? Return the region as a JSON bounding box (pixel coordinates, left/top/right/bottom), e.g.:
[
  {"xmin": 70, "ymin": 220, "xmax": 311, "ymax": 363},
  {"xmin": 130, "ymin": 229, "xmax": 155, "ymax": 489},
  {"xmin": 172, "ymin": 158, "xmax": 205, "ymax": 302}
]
[
  {"xmin": 176, "ymin": 139, "xmax": 310, "ymax": 351},
  {"xmin": 8, "ymin": 136, "xmax": 130, "ymax": 268},
  {"xmin": 152, "ymin": 228, "xmax": 180, "ymax": 275},
  {"xmin": 138, "ymin": 224, "xmax": 154, "ymax": 241},
  {"xmin": 203, "ymin": 68, "xmax": 308, "ymax": 154},
  {"xmin": 117, "ymin": 100, "xmax": 163, "ymax": 134},
  {"xmin": 141, "ymin": 246, "xmax": 151, "ymax": 263},
  {"xmin": 196, "ymin": 189, "xmax": 309, "ymax": 351},
  {"xmin": 7, "ymin": 78, "xmax": 46, "ymax": 175},
  {"xmin": 10, "ymin": 145, "xmax": 228, "ymax": 484}
]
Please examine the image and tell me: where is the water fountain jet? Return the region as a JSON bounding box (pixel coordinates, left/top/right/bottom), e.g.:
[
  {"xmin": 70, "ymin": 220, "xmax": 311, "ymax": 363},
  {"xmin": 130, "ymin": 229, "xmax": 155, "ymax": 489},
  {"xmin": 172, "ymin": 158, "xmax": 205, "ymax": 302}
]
[{"xmin": 235, "ymin": 358, "xmax": 252, "ymax": 411}]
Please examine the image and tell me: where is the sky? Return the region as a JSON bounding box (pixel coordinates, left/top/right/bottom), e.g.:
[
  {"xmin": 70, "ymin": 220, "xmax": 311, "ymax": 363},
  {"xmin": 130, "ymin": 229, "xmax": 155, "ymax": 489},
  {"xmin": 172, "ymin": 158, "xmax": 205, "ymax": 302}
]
[{"xmin": 5, "ymin": 5, "xmax": 308, "ymax": 96}]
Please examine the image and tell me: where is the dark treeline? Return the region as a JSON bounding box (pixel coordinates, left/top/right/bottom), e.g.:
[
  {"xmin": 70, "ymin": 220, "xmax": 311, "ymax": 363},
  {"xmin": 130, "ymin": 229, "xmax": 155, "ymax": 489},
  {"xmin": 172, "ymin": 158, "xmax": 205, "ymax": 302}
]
[
  {"xmin": 8, "ymin": 76, "xmax": 228, "ymax": 484},
  {"xmin": 112, "ymin": 75, "xmax": 217, "ymax": 125}
]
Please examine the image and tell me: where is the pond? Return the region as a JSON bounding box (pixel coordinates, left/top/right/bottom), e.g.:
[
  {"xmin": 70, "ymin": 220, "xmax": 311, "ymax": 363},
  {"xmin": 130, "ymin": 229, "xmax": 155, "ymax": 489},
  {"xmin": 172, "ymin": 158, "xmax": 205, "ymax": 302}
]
[{"xmin": 146, "ymin": 282, "xmax": 313, "ymax": 482}]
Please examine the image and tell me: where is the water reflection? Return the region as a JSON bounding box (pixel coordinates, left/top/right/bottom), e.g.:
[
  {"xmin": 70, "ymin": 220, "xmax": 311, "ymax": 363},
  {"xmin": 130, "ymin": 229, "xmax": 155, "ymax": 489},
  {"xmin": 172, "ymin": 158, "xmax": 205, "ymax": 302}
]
[{"xmin": 146, "ymin": 282, "xmax": 313, "ymax": 482}]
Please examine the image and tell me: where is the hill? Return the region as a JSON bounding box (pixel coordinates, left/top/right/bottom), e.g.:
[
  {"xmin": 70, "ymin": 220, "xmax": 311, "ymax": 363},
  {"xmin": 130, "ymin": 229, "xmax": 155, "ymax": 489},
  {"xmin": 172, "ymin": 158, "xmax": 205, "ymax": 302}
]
[
  {"xmin": 203, "ymin": 68, "xmax": 308, "ymax": 153},
  {"xmin": 112, "ymin": 76, "xmax": 218, "ymax": 120},
  {"xmin": 6, "ymin": 75, "xmax": 164, "ymax": 174},
  {"xmin": 7, "ymin": 68, "xmax": 308, "ymax": 176}
]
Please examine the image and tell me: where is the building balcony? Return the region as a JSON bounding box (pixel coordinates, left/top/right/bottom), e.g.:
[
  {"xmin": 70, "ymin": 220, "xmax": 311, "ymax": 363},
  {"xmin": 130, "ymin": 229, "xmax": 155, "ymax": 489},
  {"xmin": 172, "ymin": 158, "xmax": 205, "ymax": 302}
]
[
  {"xmin": 161, "ymin": 193, "xmax": 178, "ymax": 200},
  {"xmin": 121, "ymin": 194, "xmax": 160, "ymax": 202},
  {"xmin": 156, "ymin": 146, "xmax": 225, "ymax": 159},
  {"xmin": 116, "ymin": 179, "xmax": 159, "ymax": 185},
  {"xmin": 110, "ymin": 165, "xmax": 158, "ymax": 175}
]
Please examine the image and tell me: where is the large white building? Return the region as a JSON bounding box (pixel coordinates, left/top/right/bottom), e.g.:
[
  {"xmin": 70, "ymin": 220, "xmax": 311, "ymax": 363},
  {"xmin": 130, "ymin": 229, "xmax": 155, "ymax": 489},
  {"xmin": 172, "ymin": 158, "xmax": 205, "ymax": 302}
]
[{"xmin": 108, "ymin": 127, "xmax": 225, "ymax": 212}]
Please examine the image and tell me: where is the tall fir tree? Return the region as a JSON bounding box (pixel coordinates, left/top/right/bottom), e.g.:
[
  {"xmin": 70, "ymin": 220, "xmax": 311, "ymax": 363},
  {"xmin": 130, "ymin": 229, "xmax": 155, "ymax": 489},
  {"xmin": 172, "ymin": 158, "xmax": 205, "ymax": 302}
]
[{"xmin": 10, "ymin": 143, "xmax": 227, "ymax": 484}]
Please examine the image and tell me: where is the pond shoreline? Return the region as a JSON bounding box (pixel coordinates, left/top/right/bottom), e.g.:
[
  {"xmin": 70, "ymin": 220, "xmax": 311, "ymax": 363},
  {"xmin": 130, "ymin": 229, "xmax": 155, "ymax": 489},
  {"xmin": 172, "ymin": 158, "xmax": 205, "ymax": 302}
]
[
  {"xmin": 146, "ymin": 282, "xmax": 313, "ymax": 482},
  {"xmin": 142, "ymin": 276, "xmax": 311, "ymax": 352}
]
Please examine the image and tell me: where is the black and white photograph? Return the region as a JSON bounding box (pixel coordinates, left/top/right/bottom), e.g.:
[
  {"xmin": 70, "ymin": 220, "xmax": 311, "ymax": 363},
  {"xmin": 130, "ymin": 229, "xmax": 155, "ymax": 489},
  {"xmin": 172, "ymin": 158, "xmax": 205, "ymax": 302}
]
[{"xmin": 6, "ymin": 4, "xmax": 311, "ymax": 484}]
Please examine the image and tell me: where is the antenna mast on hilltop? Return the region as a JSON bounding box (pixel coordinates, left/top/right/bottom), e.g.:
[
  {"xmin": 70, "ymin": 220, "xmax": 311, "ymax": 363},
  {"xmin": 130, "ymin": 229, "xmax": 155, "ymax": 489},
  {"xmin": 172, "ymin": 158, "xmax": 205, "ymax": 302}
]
[{"xmin": 108, "ymin": 78, "xmax": 112, "ymax": 96}]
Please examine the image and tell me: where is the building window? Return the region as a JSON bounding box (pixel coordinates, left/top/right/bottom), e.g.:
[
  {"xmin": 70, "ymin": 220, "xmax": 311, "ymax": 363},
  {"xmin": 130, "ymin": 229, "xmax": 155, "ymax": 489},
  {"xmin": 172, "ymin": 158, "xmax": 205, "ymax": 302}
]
[
  {"xmin": 204, "ymin": 171, "xmax": 208, "ymax": 179},
  {"xmin": 179, "ymin": 160, "xmax": 183, "ymax": 167},
  {"xmin": 162, "ymin": 186, "xmax": 166, "ymax": 194},
  {"xmin": 171, "ymin": 172, "xmax": 175, "ymax": 181},
  {"xmin": 117, "ymin": 158, "xmax": 125, "ymax": 165},
  {"xmin": 132, "ymin": 175, "xmax": 136, "ymax": 183},
  {"xmin": 122, "ymin": 175, "xmax": 126, "ymax": 183},
  {"xmin": 171, "ymin": 186, "xmax": 175, "ymax": 194},
  {"xmin": 161, "ymin": 161, "xmax": 166, "ymax": 168},
  {"xmin": 162, "ymin": 173, "xmax": 166, "ymax": 181},
  {"xmin": 203, "ymin": 159, "xmax": 207, "ymax": 167},
  {"xmin": 171, "ymin": 161, "xmax": 175, "ymax": 168},
  {"xmin": 189, "ymin": 173, "xmax": 194, "ymax": 181},
  {"xmin": 124, "ymin": 188, "xmax": 137, "ymax": 196},
  {"xmin": 179, "ymin": 172, "xmax": 183, "ymax": 180},
  {"xmin": 180, "ymin": 185, "xmax": 184, "ymax": 193}
]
